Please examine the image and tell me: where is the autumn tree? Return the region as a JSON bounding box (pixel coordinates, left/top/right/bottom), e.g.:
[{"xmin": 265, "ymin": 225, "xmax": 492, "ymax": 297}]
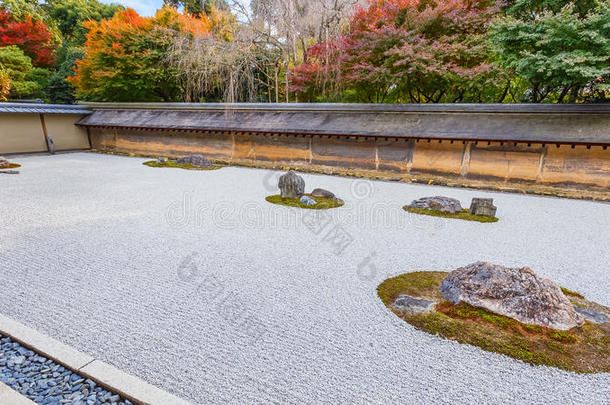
[
  {"xmin": 0, "ymin": 8, "xmax": 59, "ymax": 66},
  {"xmin": 69, "ymin": 7, "xmax": 215, "ymax": 102},
  {"xmin": 291, "ymin": 0, "xmax": 504, "ymax": 103}
]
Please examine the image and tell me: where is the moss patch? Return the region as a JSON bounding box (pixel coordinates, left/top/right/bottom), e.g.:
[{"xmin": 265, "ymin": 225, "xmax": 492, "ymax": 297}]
[
  {"xmin": 143, "ymin": 161, "xmax": 222, "ymax": 171},
  {"xmin": 378, "ymin": 271, "xmax": 610, "ymax": 373},
  {"xmin": 561, "ymin": 287, "xmax": 584, "ymax": 299},
  {"xmin": 1, "ymin": 163, "xmax": 21, "ymax": 169},
  {"xmin": 265, "ymin": 194, "xmax": 344, "ymax": 210},
  {"xmin": 403, "ymin": 206, "xmax": 499, "ymax": 223}
]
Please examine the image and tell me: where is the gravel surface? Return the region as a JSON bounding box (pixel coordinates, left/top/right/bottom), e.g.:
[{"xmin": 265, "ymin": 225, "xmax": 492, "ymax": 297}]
[
  {"xmin": 0, "ymin": 334, "xmax": 130, "ymax": 404},
  {"xmin": 1, "ymin": 153, "xmax": 609, "ymax": 404}
]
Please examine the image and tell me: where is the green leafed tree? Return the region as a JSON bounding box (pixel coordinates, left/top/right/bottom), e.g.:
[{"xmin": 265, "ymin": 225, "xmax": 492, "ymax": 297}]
[
  {"xmin": 45, "ymin": 0, "xmax": 124, "ymax": 45},
  {"xmin": 47, "ymin": 44, "xmax": 83, "ymax": 103},
  {"xmin": 489, "ymin": 0, "xmax": 610, "ymax": 102},
  {"xmin": 0, "ymin": 45, "xmax": 49, "ymax": 99},
  {"xmin": 163, "ymin": 0, "xmax": 228, "ymax": 16}
]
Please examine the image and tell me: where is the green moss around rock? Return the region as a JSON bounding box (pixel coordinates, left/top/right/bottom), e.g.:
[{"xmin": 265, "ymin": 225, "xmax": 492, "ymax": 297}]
[
  {"xmin": 403, "ymin": 206, "xmax": 499, "ymax": 223},
  {"xmin": 265, "ymin": 194, "xmax": 344, "ymax": 210},
  {"xmin": 143, "ymin": 161, "xmax": 222, "ymax": 171},
  {"xmin": 561, "ymin": 287, "xmax": 584, "ymax": 299},
  {"xmin": 378, "ymin": 271, "xmax": 610, "ymax": 373},
  {"xmin": 2, "ymin": 163, "xmax": 21, "ymax": 169}
]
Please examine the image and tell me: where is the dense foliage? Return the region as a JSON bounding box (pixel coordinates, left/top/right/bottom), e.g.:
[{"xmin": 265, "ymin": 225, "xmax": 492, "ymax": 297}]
[
  {"xmin": 0, "ymin": 45, "xmax": 49, "ymax": 98},
  {"xmin": 291, "ymin": 0, "xmax": 609, "ymax": 103},
  {"xmin": 0, "ymin": 0, "xmax": 608, "ymax": 103},
  {"xmin": 0, "ymin": 8, "xmax": 57, "ymax": 66},
  {"xmin": 68, "ymin": 7, "xmax": 234, "ymax": 101},
  {"xmin": 490, "ymin": 0, "xmax": 610, "ymax": 102}
]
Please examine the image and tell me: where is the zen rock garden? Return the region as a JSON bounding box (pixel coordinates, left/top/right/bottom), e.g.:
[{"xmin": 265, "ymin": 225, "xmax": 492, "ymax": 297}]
[
  {"xmin": 144, "ymin": 154, "xmax": 220, "ymax": 170},
  {"xmin": 404, "ymin": 196, "xmax": 498, "ymax": 222},
  {"xmin": 266, "ymin": 170, "xmax": 344, "ymax": 209},
  {"xmin": 0, "ymin": 155, "xmax": 20, "ymax": 174},
  {"xmin": 378, "ymin": 262, "xmax": 610, "ymax": 373}
]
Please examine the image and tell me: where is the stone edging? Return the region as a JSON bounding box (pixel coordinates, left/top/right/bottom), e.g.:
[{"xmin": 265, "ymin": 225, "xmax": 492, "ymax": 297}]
[
  {"xmin": 0, "ymin": 314, "xmax": 190, "ymax": 405},
  {"xmin": 0, "ymin": 381, "xmax": 36, "ymax": 404}
]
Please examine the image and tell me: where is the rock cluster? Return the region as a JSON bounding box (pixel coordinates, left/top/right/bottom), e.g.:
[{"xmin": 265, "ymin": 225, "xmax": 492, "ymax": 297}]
[
  {"xmin": 440, "ymin": 262, "xmax": 584, "ymax": 330},
  {"xmin": 409, "ymin": 196, "xmax": 463, "ymax": 214},
  {"xmin": 278, "ymin": 170, "xmax": 305, "ymax": 199},
  {"xmin": 276, "ymin": 171, "xmax": 342, "ymax": 206},
  {"xmin": 0, "ymin": 335, "xmax": 131, "ymax": 404},
  {"xmin": 469, "ymin": 198, "xmax": 497, "ymax": 217},
  {"xmin": 0, "ymin": 156, "xmax": 10, "ymax": 168},
  {"xmin": 176, "ymin": 154, "xmax": 213, "ymax": 168}
]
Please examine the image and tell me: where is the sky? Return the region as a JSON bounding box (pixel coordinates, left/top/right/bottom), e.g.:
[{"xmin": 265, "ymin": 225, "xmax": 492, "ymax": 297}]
[
  {"xmin": 100, "ymin": 0, "xmax": 164, "ymax": 16},
  {"xmin": 100, "ymin": 0, "xmax": 251, "ymax": 17}
]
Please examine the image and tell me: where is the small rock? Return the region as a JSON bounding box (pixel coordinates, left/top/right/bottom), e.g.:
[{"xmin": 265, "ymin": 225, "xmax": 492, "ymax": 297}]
[
  {"xmin": 156, "ymin": 157, "xmax": 168, "ymax": 164},
  {"xmin": 278, "ymin": 170, "xmax": 305, "ymax": 199},
  {"xmin": 392, "ymin": 295, "xmax": 436, "ymax": 313},
  {"xmin": 175, "ymin": 154, "xmax": 212, "ymax": 168},
  {"xmin": 440, "ymin": 262, "xmax": 584, "ymax": 330},
  {"xmin": 409, "ymin": 196, "xmax": 463, "ymax": 214},
  {"xmin": 574, "ymin": 306, "xmax": 609, "ymax": 323},
  {"xmin": 0, "ymin": 170, "xmax": 19, "ymax": 175},
  {"xmin": 311, "ymin": 188, "xmax": 336, "ymax": 200},
  {"xmin": 0, "ymin": 156, "xmax": 9, "ymax": 168},
  {"xmin": 300, "ymin": 195, "xmax": 316, "ymax": 206},
  {"xmin": 469, "ymin": 198, "xmax": 497, "ymax": 217}
]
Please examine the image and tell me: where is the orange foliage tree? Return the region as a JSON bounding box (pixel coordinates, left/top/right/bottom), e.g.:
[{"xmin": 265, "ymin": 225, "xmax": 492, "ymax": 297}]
[{"xmin": 69, "ymin": 7, "xmax": 217, "ymax": 101}]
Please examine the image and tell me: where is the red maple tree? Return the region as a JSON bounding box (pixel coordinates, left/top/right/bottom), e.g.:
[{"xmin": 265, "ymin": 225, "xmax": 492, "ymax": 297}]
[{"xmin": 0, "ymin": 9, "xmax": 57, "ymax": 67}]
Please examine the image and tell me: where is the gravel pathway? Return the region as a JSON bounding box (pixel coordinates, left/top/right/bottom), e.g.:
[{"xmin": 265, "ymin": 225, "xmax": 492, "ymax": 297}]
[
  {"xmin": 0, "ymin": 153, "xmax": 608, "ymax": 404},
  {"xmin": 0, "ymin": 334, "xmax": 130, "ymax": 404}
]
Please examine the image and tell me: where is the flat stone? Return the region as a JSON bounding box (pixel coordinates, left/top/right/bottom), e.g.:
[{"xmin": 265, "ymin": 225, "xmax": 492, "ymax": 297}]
[
  {"xmin": 409, "ymin": 196, "xmax": 463, "ymax": 214},
  {"xmin": 469, "ymin": 198, "xmax": 497, "ymax": 217},
  {"xmin": 311, "ymin": 188, "xmax": 336, "ymax": 200},
  {"xmin": 175, "ymin": 154, "xmax": 212, "ymax": 168},
  {"xmin": 0, "ymin": 156, "xmax": 9, "ymax": 168},
  {"xmin": 440, "ymin": 262, "xmax": 584, "ymax": 330},
  {"xmin": 574, "ymin": 306, "xmax": 609, "ymax": 323},
  {"xmin": 392, "ymin": 295, "xmax": 436, "ymax": 313}
]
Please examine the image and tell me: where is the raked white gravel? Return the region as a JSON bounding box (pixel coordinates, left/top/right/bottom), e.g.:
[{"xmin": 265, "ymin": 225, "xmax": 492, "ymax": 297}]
[{"xmin": 1, "ymin": 153, "xmax": 609, "ymax": 404}]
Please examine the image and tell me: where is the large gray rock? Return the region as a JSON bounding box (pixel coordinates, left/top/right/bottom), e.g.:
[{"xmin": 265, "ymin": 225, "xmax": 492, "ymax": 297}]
[
  {"xmin": 409, "ymin": 196, "xmax": 463, "ymax": 214},
  {"xmin": 176, "ymin": 154, "xmax": 213, "ymax": 168},
  {"xmin": 0, "ymin": 156, "xmax": 10, "ymax": 168},
  {"xmin": 278, "ymin": 170, "xmax": 305, "ymax": 199},
  {"xmin": 440, "ymin": 262, "xmax": 584, "ymax": 330},
  {"xmin": 469, "ymin": 198, "xmax": 497, "ymax": 217},
  {"xmin": 393, "ymin": 295, "xmax": 436, "ymax": 313}
]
